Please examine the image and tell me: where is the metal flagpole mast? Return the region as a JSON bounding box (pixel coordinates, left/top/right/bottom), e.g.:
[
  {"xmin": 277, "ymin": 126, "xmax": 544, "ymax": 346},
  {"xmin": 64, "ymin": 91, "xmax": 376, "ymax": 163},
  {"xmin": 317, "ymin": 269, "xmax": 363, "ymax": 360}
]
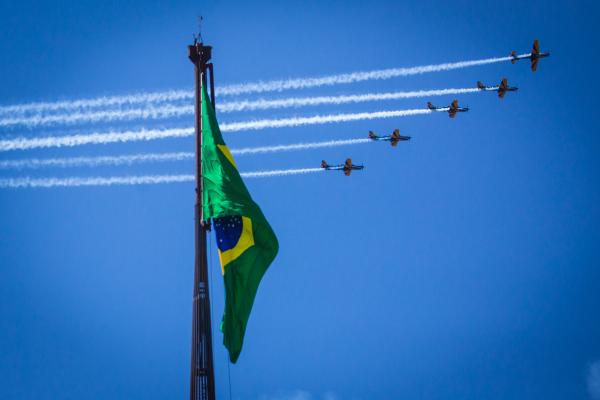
[{"xmin": 188, "ymin": 41, "xmax": 216, "ymax": 400}]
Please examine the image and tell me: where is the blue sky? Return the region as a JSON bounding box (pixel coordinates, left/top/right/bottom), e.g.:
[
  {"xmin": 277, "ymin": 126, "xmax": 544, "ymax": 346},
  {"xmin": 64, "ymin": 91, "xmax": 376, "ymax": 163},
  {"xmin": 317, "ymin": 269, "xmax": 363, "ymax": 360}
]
[{"xmin": 1, "ymin": 0, "xmax": 599, "ymax": 399}]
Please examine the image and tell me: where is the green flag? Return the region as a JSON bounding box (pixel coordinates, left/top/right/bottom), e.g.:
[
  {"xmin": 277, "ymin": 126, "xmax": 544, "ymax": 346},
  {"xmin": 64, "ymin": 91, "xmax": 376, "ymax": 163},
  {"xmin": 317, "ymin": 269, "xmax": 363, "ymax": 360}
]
[{"xmin": 201, "ymin": 86, "xmax": 279, "ymax": 363}]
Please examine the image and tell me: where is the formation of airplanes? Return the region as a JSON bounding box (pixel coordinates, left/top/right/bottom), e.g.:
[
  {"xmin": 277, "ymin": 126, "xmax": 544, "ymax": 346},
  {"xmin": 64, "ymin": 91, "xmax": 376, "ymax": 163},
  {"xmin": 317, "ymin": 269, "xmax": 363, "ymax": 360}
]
[{"xmin": 321, "ymin": 39, "xmax": 549, "ymax": 177}]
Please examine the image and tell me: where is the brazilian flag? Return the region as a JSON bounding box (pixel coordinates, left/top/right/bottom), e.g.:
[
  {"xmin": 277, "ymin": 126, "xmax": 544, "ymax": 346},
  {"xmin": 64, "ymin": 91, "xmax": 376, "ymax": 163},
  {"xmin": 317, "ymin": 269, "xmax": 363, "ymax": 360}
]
[{"xmin": 201, "ymin": 86, "xmax": 279, "ymax": 363}]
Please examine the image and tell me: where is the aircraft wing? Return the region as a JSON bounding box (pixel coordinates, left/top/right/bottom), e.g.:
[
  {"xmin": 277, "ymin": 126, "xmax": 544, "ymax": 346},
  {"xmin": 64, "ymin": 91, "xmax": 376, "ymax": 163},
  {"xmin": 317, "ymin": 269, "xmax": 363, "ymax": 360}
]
[
  {"xmin": 448, "ymin": 110, "xmax": 457, "ymax": 118},
  {"xmin": 498, "ymin": 89, "xmax": 506, "ymax": 99},
  {"xmin": 531, "ymin": 58, "xmax": 539, "ymax": 72},
  {"xmin": 342, "ymin": 159, "xmax": 352, "ymax": 174},
  {"xmin": 532, "ymin": 39, "xmax": 540, "ymax": 55}
]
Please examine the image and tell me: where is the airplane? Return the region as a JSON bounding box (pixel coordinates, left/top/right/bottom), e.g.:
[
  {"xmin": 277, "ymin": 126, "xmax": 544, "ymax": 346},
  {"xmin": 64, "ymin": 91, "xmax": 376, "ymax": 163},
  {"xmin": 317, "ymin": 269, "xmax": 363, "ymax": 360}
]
[
  {"xmin": 427, "ymin": 99, "xmax": 469, "ymax": 118},
  {"xmin": 321, "ymin": 158, "xmax": 364, "ymax": 176},
  {"xmin": 368, "ymin": 129, "xmax": 411, "ymax": 146},
  {"xmin": 477, "ymin": 78, "xmax": 519, "ymax": 99},
  {"xmin": 510, "ymin": 39, "xmax": 550, "ymax": 72}
]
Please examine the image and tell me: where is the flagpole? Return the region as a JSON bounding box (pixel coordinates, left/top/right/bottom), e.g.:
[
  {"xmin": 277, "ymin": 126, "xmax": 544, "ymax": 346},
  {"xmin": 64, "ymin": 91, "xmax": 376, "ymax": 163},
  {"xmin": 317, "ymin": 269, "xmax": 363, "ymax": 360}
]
[{"xmin": 188, "ymin": 41, "xmax": 216, "ymax": 400}]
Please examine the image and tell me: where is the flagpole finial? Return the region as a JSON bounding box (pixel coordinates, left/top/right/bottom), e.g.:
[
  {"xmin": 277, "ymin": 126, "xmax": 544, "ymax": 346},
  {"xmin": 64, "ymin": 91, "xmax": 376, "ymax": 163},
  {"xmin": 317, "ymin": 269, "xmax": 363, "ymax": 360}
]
[{"xmin": 193, "ymin": 15, "xmax": 204, "ymax": 45}]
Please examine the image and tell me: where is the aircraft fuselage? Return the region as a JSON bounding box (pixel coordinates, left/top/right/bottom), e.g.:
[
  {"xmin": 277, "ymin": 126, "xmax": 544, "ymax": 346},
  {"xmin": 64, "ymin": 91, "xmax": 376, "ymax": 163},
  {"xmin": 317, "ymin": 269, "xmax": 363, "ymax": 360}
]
[
  {"xmin": 323, "ymin": 165, "xmax": 364, "ymax": 171},
  {"xmin": 514, "ymin": 52, "xmax": 550, "ymax": 61},
  {"xmin": 431, "ymin": 107, "xmax": 469, "ymax": 113},
  {"xmin": 481, "ymin": 86, "xmax": 518, "ymax": 92},
  {"xmin": 372, "ymin": 136, "xmax": 410, "ymax": 141}
]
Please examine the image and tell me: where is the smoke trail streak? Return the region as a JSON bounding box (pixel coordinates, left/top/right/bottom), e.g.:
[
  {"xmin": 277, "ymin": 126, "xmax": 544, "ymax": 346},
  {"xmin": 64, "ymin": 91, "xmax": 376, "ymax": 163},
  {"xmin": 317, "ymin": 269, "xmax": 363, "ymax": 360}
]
[
  {"xmin": 0, "ymin": 90, "xmax": 191, "ymax": 116},
  {"xmin": 0, "ymin": 88, "xmax": 477, "ymax": 128},
  {"xmin": 0, "ymin": 128, "xmax": 194, "ymax": 152},
  {"xmin": 0, "ymin": 108, "xmax": 429, "ymax": 151},
  {"xmin": 219, "ymin": 109, "xmax": 431, "ymax": 132},
  {"xmin": 219, "ymin": 88, "xmax": 479, "ymax": 112},
  {"xmin": 231, "ymin": 138, "xmax": 372, "ymax": 155},
  {"xmin": 0, "ymin": 169, "xmax": 324, "ymax": 188},
  {"xmin": 0, "ymin": 152, "xmax": 194, "ymax": 170},
  {"xmin": 0, "ymin": 54, "xmax": 527, "ymax": 116},
  {"xmin": 0, "ymin": 174, "xmax": 194, "ymax": 188},
  {"xmin": 240, "ymin": 168, "xmax": 323, "ymax": 178},
  {"xmin": 0, "ymin": 104, "xmax": 193, "ymax": 128},
  {"xmin": 218, "ymin": 56, "xmax": 520, "ymax": 96},
  {"xmin": 0, "ymin": 139, "xmax": 371, "ymax": 170}
]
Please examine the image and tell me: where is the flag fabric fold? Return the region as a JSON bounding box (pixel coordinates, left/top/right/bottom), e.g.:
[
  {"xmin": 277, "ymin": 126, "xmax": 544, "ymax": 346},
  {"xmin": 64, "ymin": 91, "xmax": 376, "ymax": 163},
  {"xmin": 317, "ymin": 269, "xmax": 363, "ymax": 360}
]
[{"xmin": 201, "ymin": 86, "xmax": 279, "ymax": 363}]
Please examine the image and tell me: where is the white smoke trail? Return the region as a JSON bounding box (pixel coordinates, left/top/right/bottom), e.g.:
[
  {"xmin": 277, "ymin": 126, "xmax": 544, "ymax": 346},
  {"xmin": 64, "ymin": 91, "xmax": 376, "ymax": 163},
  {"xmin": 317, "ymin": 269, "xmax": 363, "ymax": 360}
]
[
  {"xmin": 0, "ymin": 88, "xmax": 477, "ymax": 128},
  {"xmin": 231, "ymin": 138, "xmax": 372, "ymax": 155},
  {"xmin": 0, "ymin": 138, "xmax": 372, "ymax": 169},
  {"xmin": 218, "ymin": 56, "xmax": 520, "ymax": 96},
  {"xmin": 241, "ymin": 168, "xmax": 324, "ymax": 178},
  {"xmin": 0, "ymin": 104, "xmax": 194, "ymax": 128},
  {"xmin": 0, "ymin": 54, "xmax": 527, "ymax": 116},
  {"xmin": 0, "ymin": 152, "xmax": 194, "ymax": 170},
  {"xmin": 0, "ymin": 108, "xmax": 429, "ymax": 151},
  {"xmin": 0, "ymin": 90, "xmax": 191, "ymax": 116},
  {"xmin": 0, "ymin": 169, "xmax": 324, "ymax": 188},
  {"xmin": 219, "ymin": 109, "xmax": 431, "ymax": 132},
  {"xmin": 0, "ymin": 127, "xmax": 194, "ymax": 151},
  {"xmin": 218, "ymin": 87, "xmax": 479, "ymax": 113},
  {"xmin": 0, "ymin": 174, "xmax": 194, "ymax": 188}
]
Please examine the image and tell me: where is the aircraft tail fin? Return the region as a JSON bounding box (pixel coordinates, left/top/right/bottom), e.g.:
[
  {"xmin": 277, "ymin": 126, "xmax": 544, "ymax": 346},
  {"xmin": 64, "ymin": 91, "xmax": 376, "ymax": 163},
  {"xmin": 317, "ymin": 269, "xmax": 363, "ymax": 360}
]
[
  {"xmin": 510, "ymin": 50, "xmax": 517, "ymax": 64},
  {"xmin": 368, "ymin": 131, "xmax": 377, "ymax": 140},
  {"xmin": 477, "ymin": 81, "xmax": 486, "ymax": 90},
  {"xmin": 321, "ymin": 160, "xmax": 328, "ymax": 169},
  {"xmin": 427, "ymin": 102, "xmax": 435, "ymax": 110}
]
